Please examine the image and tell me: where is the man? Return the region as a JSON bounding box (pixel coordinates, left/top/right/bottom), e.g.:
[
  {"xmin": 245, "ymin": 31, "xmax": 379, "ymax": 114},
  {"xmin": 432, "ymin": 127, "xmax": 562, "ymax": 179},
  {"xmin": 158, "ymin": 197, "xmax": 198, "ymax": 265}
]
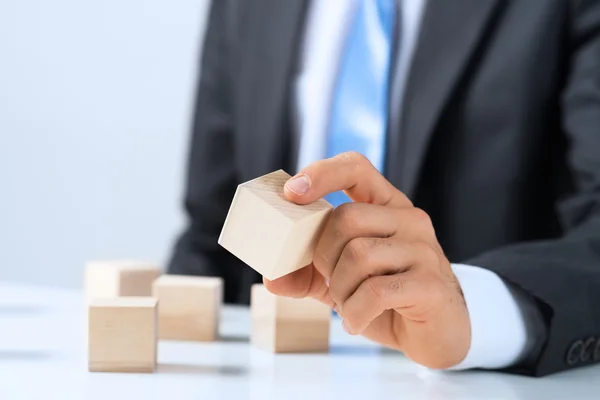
[{"xmin": 168, "ymin": 0, "xmax": 600, "ymax": 376}]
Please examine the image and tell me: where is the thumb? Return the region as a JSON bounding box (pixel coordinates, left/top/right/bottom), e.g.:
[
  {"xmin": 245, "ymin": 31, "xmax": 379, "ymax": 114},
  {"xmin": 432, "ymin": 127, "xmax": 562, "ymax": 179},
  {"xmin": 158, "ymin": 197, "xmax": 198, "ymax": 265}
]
[{"xmin": 263, "ymin": 264, "xmax": 333, "ymax": 307}]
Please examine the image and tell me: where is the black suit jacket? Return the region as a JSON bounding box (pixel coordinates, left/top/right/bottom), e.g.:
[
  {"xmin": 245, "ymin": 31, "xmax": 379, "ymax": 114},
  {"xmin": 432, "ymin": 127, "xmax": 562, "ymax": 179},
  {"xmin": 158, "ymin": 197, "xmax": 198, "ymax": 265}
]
[{"xmin": 168, "ymin": 0, "xmax": 600, "ymax": 376}]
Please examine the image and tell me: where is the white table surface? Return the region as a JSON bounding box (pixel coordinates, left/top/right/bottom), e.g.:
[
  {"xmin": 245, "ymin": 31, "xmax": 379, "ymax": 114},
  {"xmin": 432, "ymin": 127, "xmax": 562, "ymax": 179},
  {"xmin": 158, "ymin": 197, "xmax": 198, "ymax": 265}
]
[{"xmin": 0, "ymin": 282, "xmax": 598, "ymax": 400}]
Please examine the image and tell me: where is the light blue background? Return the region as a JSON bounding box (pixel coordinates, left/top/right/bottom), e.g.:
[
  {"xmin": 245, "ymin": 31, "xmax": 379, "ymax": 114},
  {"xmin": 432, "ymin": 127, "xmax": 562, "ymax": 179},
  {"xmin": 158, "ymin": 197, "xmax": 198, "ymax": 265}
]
[{"xmin": 0, "ymin": 0, "xmax": 212, "ymax": 287}]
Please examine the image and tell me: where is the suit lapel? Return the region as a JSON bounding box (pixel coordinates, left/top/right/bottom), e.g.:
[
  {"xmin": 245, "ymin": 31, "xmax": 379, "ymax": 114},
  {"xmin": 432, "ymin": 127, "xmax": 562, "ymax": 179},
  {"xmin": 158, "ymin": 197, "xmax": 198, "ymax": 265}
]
[
  {"xmin": 389, "ymin": 0, "xmax": 503, "ymax": 198},
  {"xmin": 238, "ymin": 0, "xmax": 309, "ymax": 179}
]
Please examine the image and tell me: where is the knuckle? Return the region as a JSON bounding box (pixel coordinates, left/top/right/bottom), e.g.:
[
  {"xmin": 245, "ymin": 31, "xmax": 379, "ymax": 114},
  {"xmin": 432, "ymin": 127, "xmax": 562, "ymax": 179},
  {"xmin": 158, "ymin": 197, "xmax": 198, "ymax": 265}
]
[
  {"xmin": 333, "ymin": 203, "xmax": 361, "ymax": 234},
  {"xmin": 411, "ymin": 208, "xmax": 434, "ymax": 233},
  {"xmin": 344, "ymin": 237, "xmax": 372, "ymax": 265},
  {"xmin": 370, "ymin": 237, "xmax": 391, "ymax": 250},
  {"xmin": 412, "ymin": 207, "xmax": 430, "ymax": 220},
  {"xmin": 387, "ymin": 277, "xmax": 407, "ymax": 294},
  {"xmin": 337, "ymin": 151, "xmax": 373, "ymax": 174},
  {"xmin": 339, "ymin": 151, "xmax": 368, "ymax": 165}
]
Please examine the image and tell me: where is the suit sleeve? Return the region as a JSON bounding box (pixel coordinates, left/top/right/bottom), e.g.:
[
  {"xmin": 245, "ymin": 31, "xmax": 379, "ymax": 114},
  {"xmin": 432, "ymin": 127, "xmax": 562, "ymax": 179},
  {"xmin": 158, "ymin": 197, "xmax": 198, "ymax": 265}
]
[
  {"xmin": 466, "ymin": 0, "xmax": 600, "ymax": 377},
  {"xmin": 167, "ymin": 1, "xmax": 245, "ymax": 303}
]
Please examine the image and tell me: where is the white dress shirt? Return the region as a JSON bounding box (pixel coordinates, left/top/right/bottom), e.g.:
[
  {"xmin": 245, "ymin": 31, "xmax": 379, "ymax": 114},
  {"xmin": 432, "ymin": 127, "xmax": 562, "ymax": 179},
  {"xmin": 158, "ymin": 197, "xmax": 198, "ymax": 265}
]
[{"xmin": 294, "ymin": 0, "xmax": 530, "ymax": 370}]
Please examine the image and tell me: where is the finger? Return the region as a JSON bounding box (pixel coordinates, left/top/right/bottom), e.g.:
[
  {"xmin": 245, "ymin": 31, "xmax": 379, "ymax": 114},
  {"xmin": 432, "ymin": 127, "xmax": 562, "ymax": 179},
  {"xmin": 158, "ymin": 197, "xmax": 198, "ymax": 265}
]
[
  {"xmin": 314, "ymin": 204, "xmax": 435, "ymax": 280},
  {"xmin": 341, "ymin": 263, "xmax": 443, "ymax": 335},
  {"xmin": 284, "ymin": 152, "xmax": 412, "ymax": 208},
  {"xmin": 328, "ymin": 237, "xmax": 416, "ymax": 307},
  {"xmin": 340, "ymin": 272, "xmax": 417, "ymax": 336},
  {"xmin": 263, "ymin": 264, "xmax": 334, "ymax": 307},
  {"xmin": 313, "ymin": 203, "xmax": 397, "ymax": 279}
]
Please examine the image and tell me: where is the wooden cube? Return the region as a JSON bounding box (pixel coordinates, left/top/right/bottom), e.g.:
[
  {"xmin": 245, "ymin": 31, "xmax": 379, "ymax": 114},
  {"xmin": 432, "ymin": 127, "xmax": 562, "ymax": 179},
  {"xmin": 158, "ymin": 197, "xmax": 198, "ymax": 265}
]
[
  {"xmin": 152, "ymin": 275, "xmax": 223, "ymax": 341},
  {"xmin": 251, "ymin": 284, "xmax": 331, "ymax": 353},
  {"xmin": 88, "ymin": 297, "xmax": 157, "ymax": 373},
  {"xmin": 84, "ymin": 260, "xmax": 161, "ymax": 301},
  {"xmin": 218, "ymin": 170, "xmax": 333, "ymax": 280}
]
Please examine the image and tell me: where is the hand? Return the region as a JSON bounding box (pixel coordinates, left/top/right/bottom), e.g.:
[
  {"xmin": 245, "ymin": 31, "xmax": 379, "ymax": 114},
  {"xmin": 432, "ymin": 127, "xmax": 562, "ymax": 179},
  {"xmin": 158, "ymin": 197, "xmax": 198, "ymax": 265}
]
[{"xmin": 264, "ymin": 152, "xmax": 471, "ymax": 369}]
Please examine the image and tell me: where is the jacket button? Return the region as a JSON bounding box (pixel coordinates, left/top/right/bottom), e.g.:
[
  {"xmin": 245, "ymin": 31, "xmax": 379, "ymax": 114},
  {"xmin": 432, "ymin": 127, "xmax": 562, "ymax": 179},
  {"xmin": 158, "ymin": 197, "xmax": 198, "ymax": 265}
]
[
  {"xmin": 581, "ymin": 337, "xmax": 596, "ymax": 362},
  {"xmin": 567, "ymin": 340, "xmax": 583, "ymax": 365}
]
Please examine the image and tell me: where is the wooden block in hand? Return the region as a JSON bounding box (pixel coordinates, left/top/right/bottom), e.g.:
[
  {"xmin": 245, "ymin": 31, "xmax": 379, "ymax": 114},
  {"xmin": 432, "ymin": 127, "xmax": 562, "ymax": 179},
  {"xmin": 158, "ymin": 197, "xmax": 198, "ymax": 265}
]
[
  {"xmin": 152, "ymin": 275, "xmax": 223, "ymax": 341},
  {"xmin": 84, "ymin": 260, "xmax": 161, "ymax": 301},
  {"xmin": 218, "ymin": 170, "xmax": 333, "ymax": 280},
  {"xmin": 88, "ymin": 297, "xmax": 157, "ymax": 373},
  {"xmin": 251, "ymin": 284, "xmax": 330, "ymax": 353}
]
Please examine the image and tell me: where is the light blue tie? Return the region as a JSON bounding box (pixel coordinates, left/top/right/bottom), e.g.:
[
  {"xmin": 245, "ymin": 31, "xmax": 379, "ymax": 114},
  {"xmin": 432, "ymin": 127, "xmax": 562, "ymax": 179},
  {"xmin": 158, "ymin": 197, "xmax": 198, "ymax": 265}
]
[{"xmin": 325, "ymin": 0, "xmax": 397, "ymax": 207}]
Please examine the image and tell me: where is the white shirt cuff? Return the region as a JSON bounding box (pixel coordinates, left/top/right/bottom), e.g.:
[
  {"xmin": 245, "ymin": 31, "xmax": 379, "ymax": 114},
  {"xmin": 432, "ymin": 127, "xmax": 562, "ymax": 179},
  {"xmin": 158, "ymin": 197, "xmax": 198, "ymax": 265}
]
[{"xmin": 446, "ymin": 263, "xmax": 529, "ymax": 370}]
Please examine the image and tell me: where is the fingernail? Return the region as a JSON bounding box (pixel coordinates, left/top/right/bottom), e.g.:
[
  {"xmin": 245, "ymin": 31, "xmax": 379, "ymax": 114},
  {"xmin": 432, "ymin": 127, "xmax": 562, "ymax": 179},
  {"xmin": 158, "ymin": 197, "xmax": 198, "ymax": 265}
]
[
  {"xmin": 285, "ymin": 175, "xmax": 310, "ymax": 195},
  {"xmin": 342, "ymin": 320, "xmax": 351, "ymax": 334},
  {"xmin": 333, "ymin": 304, "xmax": 339, "ymax": 313},
  {"xmin": 325, "ymin": 279, "xmax": 330, "ymax": 287}
]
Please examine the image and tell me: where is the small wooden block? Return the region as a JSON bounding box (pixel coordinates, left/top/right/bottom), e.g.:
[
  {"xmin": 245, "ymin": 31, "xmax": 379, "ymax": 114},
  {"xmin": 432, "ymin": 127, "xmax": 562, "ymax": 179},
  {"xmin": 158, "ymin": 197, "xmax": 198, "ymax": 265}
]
[
  {"xmin": 251, "ymin": 284, "xmax": 331, "ymax": 353},
  {"xmin": 152, "ymin": 275, "xmax": 223, "ymax": 341},
  {"xmin": 84, "ymin": 260, "xmax": 161, "ymax": 301},
  {"xmin": 218, "ymin": 170, "xmax": 333, "ymax": 280},
  {"xmin": 88, "ymin": 297, "xmax": 157, "ymax": 373}
]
